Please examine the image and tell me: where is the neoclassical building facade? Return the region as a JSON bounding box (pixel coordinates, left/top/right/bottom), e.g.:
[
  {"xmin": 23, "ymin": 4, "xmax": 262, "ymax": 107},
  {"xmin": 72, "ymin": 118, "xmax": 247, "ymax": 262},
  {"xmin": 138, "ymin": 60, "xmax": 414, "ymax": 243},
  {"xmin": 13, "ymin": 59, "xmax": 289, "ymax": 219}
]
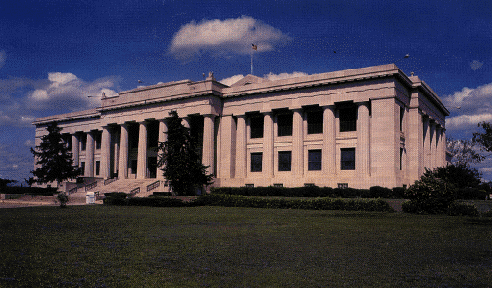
[{"xmin": 33, "ymin": 64, "xmax": 448, "ymax": 190}]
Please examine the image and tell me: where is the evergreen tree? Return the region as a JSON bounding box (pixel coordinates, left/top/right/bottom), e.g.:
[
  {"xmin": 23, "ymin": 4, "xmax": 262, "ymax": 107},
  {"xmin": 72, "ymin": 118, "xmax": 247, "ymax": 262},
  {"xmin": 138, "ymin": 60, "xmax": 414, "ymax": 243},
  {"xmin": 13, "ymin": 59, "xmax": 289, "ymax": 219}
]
[
  {"xmin": 30, "ymin": 123, "xmax": 82, "ymax": 185},
  {"xmin": 157, "ymin": 111, "xmax": 213, "ymax": 195}
]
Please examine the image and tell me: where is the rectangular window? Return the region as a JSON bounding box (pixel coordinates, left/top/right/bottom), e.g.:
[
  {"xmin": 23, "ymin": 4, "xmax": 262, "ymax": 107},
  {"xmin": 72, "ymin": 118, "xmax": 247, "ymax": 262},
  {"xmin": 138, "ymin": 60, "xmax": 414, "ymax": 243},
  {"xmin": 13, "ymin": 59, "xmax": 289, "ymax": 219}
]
[
  {"xmin": 95, "ymin": 161, "xmax": 100, "ymax": 176},
  {"xmin": 400, "ymin": 106, "xmax": 405, "ymax": 132},
  {"xmin": 273, "ymin": 183, "xmax": 283, "ymax": 188},
  {"xmin": 338, "ymin": 183, "xmax": 348, "ymax": 189},
  {"xmin": 251, "ymin": 152, "xmax": 263, "ymax": 172},
  {"xmin": 341, "ymin": 148, "xmax": 356, "ymax": 170},
  {"xmin": 307, "ymin": 110, "xmax": 323, "ymax": 134},
  {"xmin": 277, "ymin": 113, "xmax": 293, "ymax": 137},
  {"xmin": 80, "ymin": 134, "xmax": 87, "ymax": 151},
  {"xmin": 308, "ymin": 150, "xmax": 322, "ymax": 171},
  {"xmin": 278, "ymin": 151, "xmax": 292, "ymax": 171},
  {"xmin": 400, "ymin": 148, "xmax": 404, "ymax": 170},
  {"xmin": 245, "ymin": 184, "xmax": 254, "ymax": 188},
  {"xmin": 95, "ymin": 132, "xmax": 102, "ymax": 150},
  {"xmin": 131, "ymin": 160, "xmax": 137, "ymax": 174},
  {"xmin": 250, "ymin": 116, "xmax": 264, "ymax": 139},
  {"xmin": 80, "ymin": 162, "xmax": 85, "ymax": 175},
  {"xmin": 339, "ymin": 106, "xmax": 357, "ymax": 132}
]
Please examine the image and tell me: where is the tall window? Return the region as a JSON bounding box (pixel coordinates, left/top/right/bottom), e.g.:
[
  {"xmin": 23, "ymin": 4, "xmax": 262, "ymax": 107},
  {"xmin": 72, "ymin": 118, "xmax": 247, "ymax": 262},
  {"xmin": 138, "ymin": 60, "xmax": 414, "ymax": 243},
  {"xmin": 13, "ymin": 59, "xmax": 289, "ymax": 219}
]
[
  {"xmin": 308, "ymin": 150, "xmax": 322, "ymax": 171},
  {"xmin": 341, "ymin": 148, "xmax": 355, "ymax": 170},
  {"xmin": 131, "ymin": 160, "xmax": 137, "ymax": 174},
  {"xmin": 278, "ymin": 151, "xmax": 292, "ymax": 171},
  {"xmin": 250, "ymin": 116, "xmax": 264, "ymax": 139},
  {"xmin": 80, "ymin": 162, "xmax": 85, "ymax": 175},
  {"xmin": 400, "ymin": 106, "xmax": 405, "ymax": 132},
  {"xmin": 307, "ymin": 110, "xmax": 323, "ymax": 134},
  {"xmin": 95, "ymin": 161, "xmax": 100, "ymax": 176},
  {"xmin": 251, "ymin": 152, "xmax": 263, "ymax": 172},
  {"xmin": 400, "ymin": 148, "xmax": 404, "ymax": 170},
  {"xmin": 277, "ymin": 113, "xmax": 293, "ymax": 137},
  {"xmin": 95, "ymin": 132, "xmax": 102, "ymax": 150},
  {"xmin": 339, "ymin": 106, "xmax": 357, "ymax": 132}
]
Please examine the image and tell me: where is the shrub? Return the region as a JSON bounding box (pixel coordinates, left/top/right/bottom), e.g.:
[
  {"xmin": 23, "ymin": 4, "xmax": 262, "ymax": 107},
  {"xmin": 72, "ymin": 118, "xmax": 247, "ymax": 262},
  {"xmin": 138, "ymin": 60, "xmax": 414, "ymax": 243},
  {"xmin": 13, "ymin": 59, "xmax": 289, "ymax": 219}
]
[
  {"xmin": 103, "ymin": 192, "xmax": 128, "ymax": 205},
  {"xmin": 125, "ymin": 197, "xmax": 186, "ymax": 207},
  {"xmin": 0, "ymin": 186, "xmax": 57, "ymax": 196},
  {"xmin": 456, "ymin": 188, "xmax": 488, "ymax": 200},
  {"xmin": 56, "ymin": 193, "xmax": 69, "ymax": 208},
  {"xmin": 447, "ymin": 201, "xmax": 479, "ymax": 216},
  {"xmin": 404, "ymin": 176, "xmax": 457, "ymax": 214},
  {"xmin": 481, "ymin": 210, "xmax": 492, "ymax": 217},
  {"xmin": 369, "ymin": 186, "xmax": 393, "ymax": 198},
  {"xmin": 392, "ymin": 187, "xmax": 406, "ymax": 199}
]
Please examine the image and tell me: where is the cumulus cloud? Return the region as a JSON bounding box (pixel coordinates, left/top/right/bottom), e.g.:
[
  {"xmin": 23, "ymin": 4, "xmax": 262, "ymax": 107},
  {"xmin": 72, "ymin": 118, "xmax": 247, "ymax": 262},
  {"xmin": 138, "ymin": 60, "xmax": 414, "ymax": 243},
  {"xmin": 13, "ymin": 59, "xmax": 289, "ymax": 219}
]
[
  {"xmin": 470, "ymin": 60, "xmax": 483, "ymax": 70},
  {"xmin": 443, "ymin": 82, "xmax": 492, "ymax": 131},
  {"xmin": 26, "ymin": 72, "xmax": 118, "ymax": 111},
  {"xmin": 169, "ymin": 16, "xmax": 291, "ymax": 60},
  {"xmin": 0, "ymin": 50, "xmax": 6, "ymax": 69}
]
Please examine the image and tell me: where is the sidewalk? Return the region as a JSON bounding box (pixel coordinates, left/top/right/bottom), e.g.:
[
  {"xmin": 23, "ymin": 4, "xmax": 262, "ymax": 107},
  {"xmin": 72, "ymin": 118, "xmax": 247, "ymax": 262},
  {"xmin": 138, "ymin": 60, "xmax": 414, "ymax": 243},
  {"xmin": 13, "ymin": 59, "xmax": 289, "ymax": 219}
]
[{"xmin": 0, "ymin": 195, "xmax": 102, "ymax": 208}]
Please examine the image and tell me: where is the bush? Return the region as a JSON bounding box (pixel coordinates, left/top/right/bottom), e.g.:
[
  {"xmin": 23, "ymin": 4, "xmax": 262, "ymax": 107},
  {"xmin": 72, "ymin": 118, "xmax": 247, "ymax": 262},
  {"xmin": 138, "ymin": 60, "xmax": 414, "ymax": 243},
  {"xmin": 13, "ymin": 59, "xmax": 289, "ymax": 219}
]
[
  {"xmin": 404, "ymin": 176, "xmax": 457, "ymax": 214},
  {"xmin": 456, "ymin": 188, "xmax": 488, "ymax": 200},
  {"xmin": 369, "ymin": 186, "xmax": 393, "ymax": 198},
  {"xmin": 56, "ymin": 193, "xmax": 69, "ymax": 208},
  {"xmin": 125, "ymin": 197, "xmax": 186, "ymax": 207},
  {"xmin": 103, "ymin": 192, "xmax": 128, "ymax": 205},
  {"xmin": 392, "ymin": 187, "xmax": 406, "ymax": 199},
  {"xmin": 0, "ymin": 186, "xmax": 57, "ymax": 196},
  {"xmin": 481, "ymin": 210, "xmax": 492, "ymax": 217},
  {"xmin": 447, "ymin": 201, "xmax": 479, "ymax": 216}
]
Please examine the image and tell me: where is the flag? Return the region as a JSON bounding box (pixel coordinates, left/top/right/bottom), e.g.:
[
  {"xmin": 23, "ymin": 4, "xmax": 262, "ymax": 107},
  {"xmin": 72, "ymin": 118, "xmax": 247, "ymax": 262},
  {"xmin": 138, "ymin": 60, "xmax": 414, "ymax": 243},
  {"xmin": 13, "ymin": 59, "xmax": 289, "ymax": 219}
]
[{"xmin": 252, "ymin": 44, "xmax": 257, "ymax": 51}]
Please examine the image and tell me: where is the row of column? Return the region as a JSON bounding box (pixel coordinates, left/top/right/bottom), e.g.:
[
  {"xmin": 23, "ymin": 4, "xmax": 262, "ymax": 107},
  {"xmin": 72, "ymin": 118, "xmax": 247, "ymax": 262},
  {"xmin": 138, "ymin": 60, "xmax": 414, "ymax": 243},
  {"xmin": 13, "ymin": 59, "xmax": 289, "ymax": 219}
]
[
  {"xmin": 70, "ymin": 114, "xmax": 216, "ymax": 181},
  {"xmin": 228, "ymin": 103, "xmax": 370, "ymax": 179},
  {"xmin": 423, "ymin": 117, "xmax": 446, "ymax": 170}
]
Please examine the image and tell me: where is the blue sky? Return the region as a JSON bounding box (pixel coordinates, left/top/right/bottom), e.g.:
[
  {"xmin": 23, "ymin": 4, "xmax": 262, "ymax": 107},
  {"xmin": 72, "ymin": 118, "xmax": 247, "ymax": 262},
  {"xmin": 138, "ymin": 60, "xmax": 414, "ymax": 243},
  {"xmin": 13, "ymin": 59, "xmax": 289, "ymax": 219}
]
[{"xmin": 0, "ymin": 0, "xmax": 491, "ymax": 183}]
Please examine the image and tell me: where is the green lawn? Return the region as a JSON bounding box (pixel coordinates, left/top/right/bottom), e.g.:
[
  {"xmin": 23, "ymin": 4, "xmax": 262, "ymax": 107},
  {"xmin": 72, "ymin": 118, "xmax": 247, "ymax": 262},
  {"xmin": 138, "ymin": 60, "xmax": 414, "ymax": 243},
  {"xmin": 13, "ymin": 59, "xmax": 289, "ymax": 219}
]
[{"xmin": 1, "ymin": 206, "xmax": 491, "ymax": 287}]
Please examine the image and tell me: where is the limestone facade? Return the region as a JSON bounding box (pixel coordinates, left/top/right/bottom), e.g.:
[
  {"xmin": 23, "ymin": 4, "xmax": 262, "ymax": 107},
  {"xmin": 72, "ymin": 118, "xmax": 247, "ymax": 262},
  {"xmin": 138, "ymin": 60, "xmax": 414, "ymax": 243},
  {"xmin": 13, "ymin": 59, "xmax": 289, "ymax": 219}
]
[{"xmin": 32, "ymin": 64, "xmax": 449, "ymax": 189}]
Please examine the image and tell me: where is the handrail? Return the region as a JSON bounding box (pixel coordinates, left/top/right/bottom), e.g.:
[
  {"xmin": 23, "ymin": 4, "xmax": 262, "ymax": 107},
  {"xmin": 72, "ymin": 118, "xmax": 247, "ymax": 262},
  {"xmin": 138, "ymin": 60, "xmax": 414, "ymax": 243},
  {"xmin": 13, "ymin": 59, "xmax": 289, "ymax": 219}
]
[
  {"xmin": 147, "ymin": 181, "xmax": 160, "ymax": 192},
  {"xmin": 104, "ymin": 178, "xmax": 118, "ymax": 185},
  {"xmin": 85, "ymin": 181, "xmax": 98, "ymax": 192},
  {"xmin": 129, "ymin": 187, "xmax": 140, "ymax": 196},
  {"xmin": 68, "ymin": 187, "xmax": 78, "ymax": 195}
]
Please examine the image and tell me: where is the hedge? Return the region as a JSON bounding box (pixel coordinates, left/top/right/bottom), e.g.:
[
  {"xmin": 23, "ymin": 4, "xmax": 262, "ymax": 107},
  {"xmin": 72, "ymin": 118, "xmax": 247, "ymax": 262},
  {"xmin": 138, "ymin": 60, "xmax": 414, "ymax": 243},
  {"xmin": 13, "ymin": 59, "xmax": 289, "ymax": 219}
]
[{"xmin": 0, "ymin": 186, "xmax": 58, "ymax": 196}]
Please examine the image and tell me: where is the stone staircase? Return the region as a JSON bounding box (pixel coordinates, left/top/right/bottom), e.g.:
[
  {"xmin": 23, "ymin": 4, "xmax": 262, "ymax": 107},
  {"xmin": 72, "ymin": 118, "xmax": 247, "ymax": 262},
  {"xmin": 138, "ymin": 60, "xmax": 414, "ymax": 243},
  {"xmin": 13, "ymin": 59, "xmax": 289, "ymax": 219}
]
[{"xmin": 86, "ymin": 178, "xmax": 169, "ymax": 197}]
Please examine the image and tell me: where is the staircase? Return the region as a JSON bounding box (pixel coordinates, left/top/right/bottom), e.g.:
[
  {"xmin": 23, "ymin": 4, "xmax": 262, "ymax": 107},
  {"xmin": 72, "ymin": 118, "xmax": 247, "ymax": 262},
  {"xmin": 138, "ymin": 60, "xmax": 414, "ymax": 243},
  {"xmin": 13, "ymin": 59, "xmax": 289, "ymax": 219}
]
[{"xmin": 90, "ymin": 178, "xmax": 169, "ymax": 197}]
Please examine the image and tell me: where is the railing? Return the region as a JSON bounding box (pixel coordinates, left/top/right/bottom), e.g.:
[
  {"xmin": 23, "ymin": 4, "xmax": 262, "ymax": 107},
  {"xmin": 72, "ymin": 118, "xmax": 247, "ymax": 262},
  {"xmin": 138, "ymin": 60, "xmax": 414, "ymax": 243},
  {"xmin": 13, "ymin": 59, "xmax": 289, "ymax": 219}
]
[
  {"xmin": 129, "ymin": 187, "xmax": 140, "ymax": 196},
  {"xmin": 85, "ymin": 181, "xmax": 98, "ymax": 192},
  {"xmin": 68, "ymin": 187, "xmax": 78, "ymax": 195},
  {"xmin": 104, "ymin": 178, "xmax": 118, "ymax": 185},
  {"xmin": 147, "ymin": 181, "xmax": 160, "ymax": 192}
]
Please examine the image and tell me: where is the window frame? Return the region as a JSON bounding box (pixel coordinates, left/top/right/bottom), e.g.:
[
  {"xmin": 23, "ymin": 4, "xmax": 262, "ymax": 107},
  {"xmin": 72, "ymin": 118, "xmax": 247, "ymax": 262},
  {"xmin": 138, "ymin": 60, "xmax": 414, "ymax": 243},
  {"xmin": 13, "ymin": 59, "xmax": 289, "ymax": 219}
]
[
  {"xmin": 250, "ymin": 115, "xmax": 264, "ymax": 139},
  {"xmin": 307, "ymin": 110, "xmax": 323, "ymax": 134},
  {"xmin": 277, "ymin": 112, "xmax": 293, "ymax": 137},
  {"xmin": 250, "ymin": 152, "xmax": 263, "ymax": 172},
  {"xmin": 278, "ymin": 151, "xmax": 292, "ymax": 172},
  {"xmin": 340, "ymin": 148, "xmax": 356, "ymax": 170},
  {"xmin": 339, "ymin": 106, "xmax": 357, "ymax": 132},
  {"xmin": 308, "ymin": 149, "xmax": 322, "ymax": 171}
]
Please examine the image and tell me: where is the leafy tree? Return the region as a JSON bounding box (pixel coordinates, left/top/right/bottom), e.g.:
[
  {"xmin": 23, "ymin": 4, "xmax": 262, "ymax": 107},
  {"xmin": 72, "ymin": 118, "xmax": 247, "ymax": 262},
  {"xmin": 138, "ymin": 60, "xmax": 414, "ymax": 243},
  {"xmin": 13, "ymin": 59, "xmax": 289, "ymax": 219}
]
[
  {"xmin": 0, "ymin": 178, "xmax": 17, "ymax": 187},
  {"xmin": 30, "ymin": 123, "xmax": 82, "ymax": 185},
  {"xmin": 157, "ymin": 111, "xmax": 213, "ymax": 195},
  {"xmin": 424, "ymin": 163, "xmax": 481, "ymax": 190},
  {"xmin": 404, "ymin": 174, "xmax": 457, "ymax": 214},
  {"xmin": 446, "ymin": 137, "xmax": 485, "ymax": 166},
  {"xmin": 473, "ymin": 121, "xmax": 492, "ymax": 152}
]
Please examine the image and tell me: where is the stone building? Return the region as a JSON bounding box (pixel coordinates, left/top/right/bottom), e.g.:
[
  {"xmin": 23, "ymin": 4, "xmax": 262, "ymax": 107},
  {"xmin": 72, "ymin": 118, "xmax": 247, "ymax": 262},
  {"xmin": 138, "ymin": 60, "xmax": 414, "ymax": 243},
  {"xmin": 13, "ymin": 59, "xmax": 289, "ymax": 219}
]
[{"xmin": 32, "ymin": 64, "xmax": 449, "ymax": 192}]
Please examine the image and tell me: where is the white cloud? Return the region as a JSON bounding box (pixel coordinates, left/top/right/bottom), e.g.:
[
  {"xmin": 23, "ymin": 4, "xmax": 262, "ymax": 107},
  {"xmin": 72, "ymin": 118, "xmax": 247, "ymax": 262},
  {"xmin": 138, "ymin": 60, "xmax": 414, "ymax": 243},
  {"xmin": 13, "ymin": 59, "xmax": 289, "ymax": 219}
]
[
  {"xmin": 0, "ymin": 50, "xmax": 6, "ymax": 69},
  {"xmin": 263, "ymin": 71, "xmax": 309, "ymax": 81},
  {"xmin": 470, "ymin": 60, "xmax": 483, "ymax": 70},
  {"xmin": 219, "ymin": 74, "xmax": 245, "ymax": 86},
  {"xmin": 169, "ymin": 16, "xmax": 291, "ymax": 60},
  {"xmin": 443, "ymin": 82, "xmax": 492, "ymax": 132}
]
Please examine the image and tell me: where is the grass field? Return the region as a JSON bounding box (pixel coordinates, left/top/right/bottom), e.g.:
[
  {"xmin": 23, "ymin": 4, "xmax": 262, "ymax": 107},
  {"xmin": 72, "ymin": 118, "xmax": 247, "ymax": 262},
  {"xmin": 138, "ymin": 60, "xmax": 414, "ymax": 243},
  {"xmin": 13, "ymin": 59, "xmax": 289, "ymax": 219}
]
[{"xmin": 1, "ymin": 206, "xmax": 491, "ymax": 287}]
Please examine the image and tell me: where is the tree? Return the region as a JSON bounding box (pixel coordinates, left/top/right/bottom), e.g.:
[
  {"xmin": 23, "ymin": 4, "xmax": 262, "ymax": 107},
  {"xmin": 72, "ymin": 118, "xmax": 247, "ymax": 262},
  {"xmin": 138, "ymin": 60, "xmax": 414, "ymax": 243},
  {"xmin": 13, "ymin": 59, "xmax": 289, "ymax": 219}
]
[
  {"xmin": 423, "ymin": 164, "xmax": 481, "ymax": 190},
  {"xmin": 473, "ymin": 121, "xmax": 492, "ymax": 152},
  {"xmin": 0, "ymin": 178, "xmax": 17, "ymax": 187},
  {"xmin": 446, "ymin": 138, "xmax": 485, "ymax": 166},
  {"xmin": 30, "ymin": 123, "xmax": 82, "ymax": 185},
  {"xmin": 157, "ymin": 111, "xmax": 213, "ymax": 195}
]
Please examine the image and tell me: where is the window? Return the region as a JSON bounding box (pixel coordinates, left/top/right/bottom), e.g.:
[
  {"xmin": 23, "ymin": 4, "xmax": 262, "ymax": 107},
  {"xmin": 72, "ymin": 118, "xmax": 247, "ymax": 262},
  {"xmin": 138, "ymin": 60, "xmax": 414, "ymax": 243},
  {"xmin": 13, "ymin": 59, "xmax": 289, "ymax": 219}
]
[
  {"xmin": 245, "ymin": 184, "xmax": 254, "ymax": 188},
  {"xmin": 341, "ymin": 148, "xmax": 355, "ymax": 170},
  {"xmin": 307, "ymin": 110, "xmax": 323, "ymax": 134},
  {"xmin": 278, "ymin": 151, "xmax": 292, "ymax": 171},
  {"xmin": 95, "ymin": 161, "xmax": 100, "ymax": 176},
  {"xmin": 251, "ymin": 152, "xmax": 263, "ymax": 172},
  {"xmin": 80, "ymin": 134, "xmax": 87, "ymax": 151},
  {"xmin": 308, "ymin": 150, "xmax": 322, "ymax": 171},
  {"xmin": 80, "ymin": 162, "xmax": 85, "ymax": 175},
  {"xmin": 277, "ymin": 113, "xmax": 293, "ymax": 137},
  {"xmin": 250, "ymin": 116, "xmax": 264, "ymax": 139},
  {"xmin": 338, "ymin": 183, "xmax": 348, "ymax": 189},
  {"xmin": 400, "ymin": 106, "xmax": 405, "ymax": 131},
  {"xmin": 95, "ymin": 132, "xmax": 102, "ymax": 150},
  {"xmin": 339, "ymin": 106, "xmax": 357, "ymax": 132},
  {"xmin": 400, "ymin": 148, "xmax": 404, "ymax": 170},
  {"xmin": 131, "ymin": 160, "xmax": 137, "ymax": 174},
  {"xmin": 273, "ymin": 183, "xmax": 283, "ymax": 188}
]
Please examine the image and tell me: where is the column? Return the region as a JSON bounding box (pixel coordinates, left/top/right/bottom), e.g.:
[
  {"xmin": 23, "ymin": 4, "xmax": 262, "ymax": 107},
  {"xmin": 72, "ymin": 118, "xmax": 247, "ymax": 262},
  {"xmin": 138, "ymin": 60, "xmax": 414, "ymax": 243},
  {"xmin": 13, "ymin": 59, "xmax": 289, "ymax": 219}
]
[
  {"xmin": 86, "ymin": 131, "xmax": 95, "ymax": 177},
  {"xmin": 71, "ymin": 134, "xmax": 79, "ymax": 167},
  {"xmin": 182, "ymin": 117, "xmax": 190, "ymax": 128},
  {"xmin": 235, "ymin": 115, "xmax": 247, "ymax": 178},
  {"xmin": 264, "ymin": 112, "xmax": 274, "ymax": 178},
  {"xmin": 322, "ymin": 106, "xmax": 336, "ymax": 174},
  {"xmin": 429, "ymin": 120, "xmax": 436, "ymax": 169},
  {"xmin": 137, "ymin": 121, "xmax": 148, "ymax": 179},
  {"xmin": 219, "ymin": 115, "xmax": 236, "ymax": 178},
  {"xmin": 118, "ymin": 124, "xmax": 129, "ymax": 179},
  {"xmin": 101, "ymin": 126, "xmax": 111, "ymax": 178},
  {"xmin": 203, "ymin": 115, "xmax": 215, "ymax": 176},
  {"xmin": 434, "ymin": 126, "xmax": 441, "ymax": 168},
  {"xmin": 423, "ymin": 116, "xmax": 430, "ymax": 170},
  {"xmin": 292, "ymin": 109, "xmax": 304, "ymax": 176},
  {"xmin": 157, "ymin": 119, "xmax": 168, "ymax": 180},
  {"xmin": 356, "ymin": 102, "xmax": 370, "ymax": 175},
  {"xmin": 441, "ymin": 128, "xmax": 447, "ymax": 166}
]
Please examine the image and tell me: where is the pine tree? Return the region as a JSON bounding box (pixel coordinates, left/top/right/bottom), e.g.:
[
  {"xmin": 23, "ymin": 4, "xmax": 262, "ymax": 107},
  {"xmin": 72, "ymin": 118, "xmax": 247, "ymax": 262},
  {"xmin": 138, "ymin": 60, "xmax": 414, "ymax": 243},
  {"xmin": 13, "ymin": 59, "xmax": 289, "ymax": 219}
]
[
  {"xmin": 30, "ymin": 123, "xmax": 82, "ymax": 185},
  {"xmin": 157, "ymin": 111, "xmax": 213, "ymax": 195}
]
